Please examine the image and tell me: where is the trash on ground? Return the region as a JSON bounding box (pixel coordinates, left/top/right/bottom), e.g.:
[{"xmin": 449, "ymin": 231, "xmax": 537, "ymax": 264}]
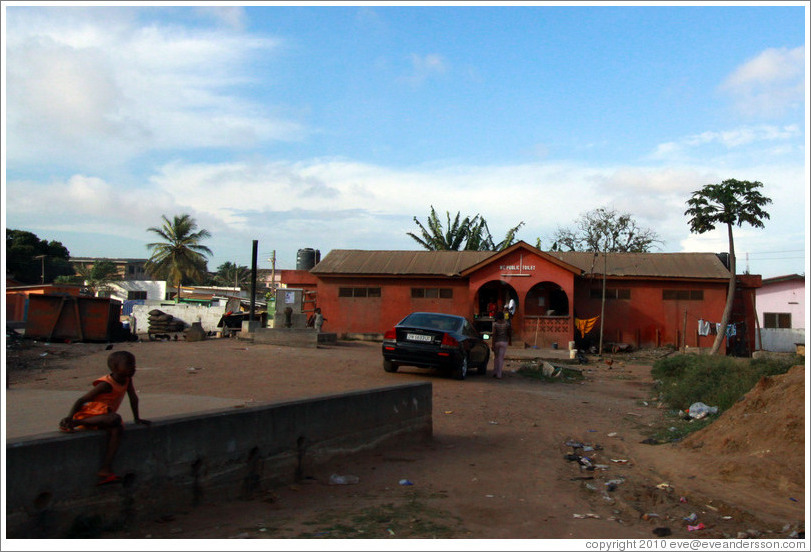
[
  {"xmin": 610, "ymin": 459, "xmax": 629, "ymax": 464},
  {"xmin": 656, "ymin": 482, "xmax": 672, "ymax": 490},
  {"xmin": 687, "ymin": 523, "xmax": 706, "ymax": 532},
  {"xmin": 683, "ymin": 513, "xmax": 698, "ymax": 523},
  {"xmin": 688, "ymin": 402, "xmax": 719, "ymax": 419},
  {"xmin": 328, "ymin": 474, "xmax": 359, "ymax": 485},
  {"xmin": 573, "ymin": 513, "xmax": 601, "ymax": 519},
  {"xmin": 398, "ymin": 479, "xmax": 414, "ymax": 486}
]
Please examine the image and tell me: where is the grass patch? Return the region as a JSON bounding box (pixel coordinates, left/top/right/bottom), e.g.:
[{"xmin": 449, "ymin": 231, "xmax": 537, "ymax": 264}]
[
  {"xmin": 294, "ymin": 492, "xmax": 463, "ymax": 538},
  {"xmin": 651, "ymin": 354, "xmax": 800, "ymax": 414}
]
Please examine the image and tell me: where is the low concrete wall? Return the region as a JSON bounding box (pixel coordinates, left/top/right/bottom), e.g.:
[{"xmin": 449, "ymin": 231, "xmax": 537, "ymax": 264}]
[
  {"xmin": 250, "ymin": 327, "xmax": 337, "ymax": 348},
  {"xmin": 6, "ymin": 383, "xmax": 432, "ymax": 538}
]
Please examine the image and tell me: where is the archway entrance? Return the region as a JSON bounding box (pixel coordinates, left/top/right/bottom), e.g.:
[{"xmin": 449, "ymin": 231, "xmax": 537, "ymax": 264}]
[
  {"xmin": 523, "ymin": 281, "xmax": 571, "ymax": 348},
  {"xmin": 474, "ymin": 280, "xmax": 517, "ymax": 334}
]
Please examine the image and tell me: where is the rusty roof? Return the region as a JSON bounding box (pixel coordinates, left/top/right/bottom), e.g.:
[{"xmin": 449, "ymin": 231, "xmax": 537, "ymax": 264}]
[
  {"xmin": 312, "ymin": 248, "xmax": 731, "ymax": 280},
  {"xmin": 548, "ymin": 251, "xmax": 731, "ymax": 280},
  {"xmin": 311, "ymin": 249, "xmax": 496, "ymax": 277}
]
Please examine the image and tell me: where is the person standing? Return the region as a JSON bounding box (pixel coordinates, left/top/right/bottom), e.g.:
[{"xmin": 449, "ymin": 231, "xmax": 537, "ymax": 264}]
[
  {"xmin": 491, "ymin": 311, "xmax": 510, "ymax": 379},
  {"xmin": 313, "ymin": 308, "xmax": 326, "ymax": 332}
]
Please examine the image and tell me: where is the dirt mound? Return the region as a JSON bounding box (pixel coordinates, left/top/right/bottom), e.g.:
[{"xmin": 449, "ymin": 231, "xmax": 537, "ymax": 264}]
[{"xmin": 681, "ymin": 365, "xmax": 805, "ymax": 495}]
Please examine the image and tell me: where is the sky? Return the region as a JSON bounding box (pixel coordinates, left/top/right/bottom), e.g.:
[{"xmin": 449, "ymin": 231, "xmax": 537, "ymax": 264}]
[{"xmin": 2, "ymin": 2, "xmax": 808, "ymax": 279}]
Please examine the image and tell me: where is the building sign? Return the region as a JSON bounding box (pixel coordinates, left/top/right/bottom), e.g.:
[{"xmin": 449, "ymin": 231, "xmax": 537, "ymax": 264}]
[{"xmin": 499, "ymin": 254, "xmax": 535, "ymax": 275}]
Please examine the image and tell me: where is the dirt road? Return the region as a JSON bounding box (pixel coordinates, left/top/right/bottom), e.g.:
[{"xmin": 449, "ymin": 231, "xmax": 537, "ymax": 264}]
[{"xmin": 5, "ymin": 337, "xmax": 806, "ymax": 541}]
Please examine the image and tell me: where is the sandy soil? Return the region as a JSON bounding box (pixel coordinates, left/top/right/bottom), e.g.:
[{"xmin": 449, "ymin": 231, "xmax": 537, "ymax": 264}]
[{"xmin": 4, "ymin": 337, "xmax": 807, "ymax": 542}]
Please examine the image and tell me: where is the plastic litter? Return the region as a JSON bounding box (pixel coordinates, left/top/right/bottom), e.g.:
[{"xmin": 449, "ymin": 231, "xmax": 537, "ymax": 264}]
[
  {"xmin": 398, "ymin": 479, "xmax": 414, "ymax": 486},
  {"xmin": 573, "ymin": 513, "xmax": 601, "ymax": 519},
  {"xmin": 328, "ymin": 474, "xmax": 359, "ymax": 485},
  {"xmin": 683, "ymin": 513, "xmax": 698, "ymax": 523},
  {"xmin": 688, "ymin": 402, "xmax": 718, "ymax": 419},
  {"xmin": 687, "ymin": 523, "xmax": 706, "ymax": 532}
]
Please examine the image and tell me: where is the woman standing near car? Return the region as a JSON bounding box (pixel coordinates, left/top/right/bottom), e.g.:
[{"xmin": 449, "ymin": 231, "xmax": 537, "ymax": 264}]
[{"xmin": 491, "ymin": 311, "xmax": 510, "ymax": 379}]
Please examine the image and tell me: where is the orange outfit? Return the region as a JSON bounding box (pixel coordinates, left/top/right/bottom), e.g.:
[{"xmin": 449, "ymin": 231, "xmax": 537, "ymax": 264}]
[{"xmin": 72, "ymin": 374, "xmax": 129, "ymax": 424}]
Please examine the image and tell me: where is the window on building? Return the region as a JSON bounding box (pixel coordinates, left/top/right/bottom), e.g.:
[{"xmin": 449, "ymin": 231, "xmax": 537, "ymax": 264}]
[
  {"xmin": 662, "ymin": 289, "xmax": 704, "ymax": 301},
  {"xmin": 411, "ymin": 287, "xmax": 453, "ymax": 299},
  {"xmin": 339, "ymin": 287, "xmax": 381, "ymax": 298},
  {"xmin": 127, "ymin": 291, "xmax": 148, "ymax": 300},
  {"xmin": 764, "ymin": 312, "xmax": 791, "ymax": 329},
  {"xmin": 590, "ymin": 288, "xmax": 631, "ymax": 300}
]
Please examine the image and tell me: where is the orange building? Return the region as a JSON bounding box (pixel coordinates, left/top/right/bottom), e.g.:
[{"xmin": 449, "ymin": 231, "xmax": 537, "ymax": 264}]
[{"xmin": 285, "ymin": 241, "xmax": 760, "ymax": 356}]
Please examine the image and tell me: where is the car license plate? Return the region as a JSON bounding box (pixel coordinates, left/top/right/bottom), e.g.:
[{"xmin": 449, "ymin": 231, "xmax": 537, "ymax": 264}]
[{"xmin": 406, "ymin": 333, "xmax": 432, "ymax": 342}]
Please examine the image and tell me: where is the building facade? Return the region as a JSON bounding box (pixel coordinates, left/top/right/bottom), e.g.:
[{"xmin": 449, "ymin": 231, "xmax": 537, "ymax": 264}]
[
  {"xmin": 286, "ymin": 242, "xmax": 760, "ymax": 355},
  {"xmin": 755, "ymin": 274, "xmax": 806, "ymax": 353}
]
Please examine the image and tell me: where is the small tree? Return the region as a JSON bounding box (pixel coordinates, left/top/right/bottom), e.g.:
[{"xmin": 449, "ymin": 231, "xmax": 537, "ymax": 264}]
[
  {"xmin": 547, "ymin": 207, "xmax": 662, "ymax": 252},
  {"xmin": 145, "ymin": 214, "xmax": 213, "ymax": 300},
  {"xmin": 685, "ymin": 179, "xmax": 771, "ymax": 355},
  {"xmin": 62, "ymin": 260, "xmax": 121, "ymax": 296}
]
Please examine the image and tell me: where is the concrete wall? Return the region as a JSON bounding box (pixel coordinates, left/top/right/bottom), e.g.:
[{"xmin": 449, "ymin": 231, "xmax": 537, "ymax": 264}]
[
  {"xmin": 759, "ymin": 328, "xmax": 806, "ymax": 353},
  {"xmin": 250, "ymin": 327, "xmax": 338, "ymax": 348},
  {"xmin": 6, "ymin": 383, "xmax": 432, "ymax": 538}
]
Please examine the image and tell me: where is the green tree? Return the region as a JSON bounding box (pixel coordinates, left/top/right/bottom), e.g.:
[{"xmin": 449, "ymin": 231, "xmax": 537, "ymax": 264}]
[
  {"xmin": 145, "ymin": 214, "xmax": 213, "ymax": 300},
  {"xmin": 5, "ymin": 229, "xmax": 74, "ymax": 284},
  {"xmin": 685, "ymin": 179, "xmax": 771, "ymax": 355},
  {"xmin": 214, "ymin": 262, "xmax": 251, "ymax": 290},
  {"xmin": 56, "ymin": 260, "xmax": 121, "ymax": 296},
  {"xmin": 546, "ymin": 207, "xmax": 662, "ymax": 252},
  {"xmin": 408, "ymin": 206, "xmax": 524, "ymax": 251}
]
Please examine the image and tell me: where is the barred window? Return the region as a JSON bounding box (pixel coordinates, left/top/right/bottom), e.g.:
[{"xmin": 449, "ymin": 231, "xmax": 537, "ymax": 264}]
[
  {"xmin": 411, "ymin": 287, "xmax": 453, "ymax": 299},
  {"xmin": 590, "ymin": 288, "xmax": 631, "ymax": 300},
  {"xmin": 764, "ymin": 312, "xmax": 791, "ymax": 329},
  {"xmin": 339, "ymin": 287, "xmax": 380, "ymax": 298},
  {"xmin": 127, "ymin": 291, "xmax": 147, "ymax": 300},
  {"xmin": 662, "ymin": 289, "xmax": 703, "ymax": 301}
]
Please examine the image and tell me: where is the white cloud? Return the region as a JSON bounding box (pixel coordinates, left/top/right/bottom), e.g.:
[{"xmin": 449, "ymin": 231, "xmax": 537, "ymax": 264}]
[
  {"xmin": 400, "ymin": 53, "xmax": 449, "ymax": 86},
  {"xmin": 650, "ymin": 124, "xmax": 802, "ymax": 163},
  {"xmin": 719, "ymin": 46, "xmax": 805, "ymax": 118},
  {"xmin": 5, "ymin": 9, "xmax": 300, "ymax": 168}
]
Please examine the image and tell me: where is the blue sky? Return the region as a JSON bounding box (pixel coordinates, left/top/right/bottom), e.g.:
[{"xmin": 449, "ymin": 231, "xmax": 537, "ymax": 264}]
[{"xmin": 3, "ymin": 2, "xmax": 808, "ymax": 278}]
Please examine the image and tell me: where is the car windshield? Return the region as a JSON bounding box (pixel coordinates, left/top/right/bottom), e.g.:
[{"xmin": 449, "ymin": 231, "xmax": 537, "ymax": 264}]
[{"xmin": 402, "ymin": 313, "xmax": 462, "ymax": 332}]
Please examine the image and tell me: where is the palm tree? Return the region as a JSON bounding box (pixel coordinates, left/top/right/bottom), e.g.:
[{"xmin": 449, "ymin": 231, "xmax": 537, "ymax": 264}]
[
  {"xmin": 214, "ymin": 262, "xmax": 251, "ymax": 291},
  {"xmin": 408, "ymin": 206, "xmax": 524, "ymax": 251},
  {"xmin": 145, "ymin": 214, "xmax": 213, "ymax": 301},
  {"xmin": 685, "ymin": 179, "xmax": 771, "ymax": 355},
  {"xmin": 408, "ymin": 206, "xmax": 472, "ymax": 250}
]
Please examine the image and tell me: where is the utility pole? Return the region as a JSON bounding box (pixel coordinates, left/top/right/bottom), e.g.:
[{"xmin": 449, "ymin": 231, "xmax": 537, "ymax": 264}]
[
  {"xmin": 598, "ymin": 248, "xmax": 606, "ymax": 358},
  {"xmin": 34, "ymin": 255, "xmax": 46, "ymax": 284},
  {"xmin": 271, "ymin": 250, "xmax": 276, "ymax": 292}
]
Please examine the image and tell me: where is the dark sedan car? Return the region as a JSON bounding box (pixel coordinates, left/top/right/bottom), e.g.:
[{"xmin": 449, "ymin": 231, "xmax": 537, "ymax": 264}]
[{"xmin": 381, "ymin": 312, "xmax": 491, "ymax": 380}]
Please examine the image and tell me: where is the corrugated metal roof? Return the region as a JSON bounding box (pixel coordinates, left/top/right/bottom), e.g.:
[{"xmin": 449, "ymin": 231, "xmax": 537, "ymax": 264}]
[
  {"xmin": 548, "ymin": 251, "xmax": 731, "ymax": 279},
  {"xmin": 311, "ymin": 250, "xmax": 496, "ymax": 277},
  {"xmin": 311, "ymin": 248, "xmax": 731, "ymax": 280}
]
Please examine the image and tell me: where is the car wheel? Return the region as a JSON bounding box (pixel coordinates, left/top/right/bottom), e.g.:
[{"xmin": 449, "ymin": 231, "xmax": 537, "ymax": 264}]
[
  {"xmin": 453, "ymin": 355, "xmax": 468, "ymax": 380},
  {"xmin": 383, "ymin": 359, "xmax": 398, "ymax": 373},
  {"xmin": 477, "ymin": 349, "xmax": 490, "ymax": 375}
]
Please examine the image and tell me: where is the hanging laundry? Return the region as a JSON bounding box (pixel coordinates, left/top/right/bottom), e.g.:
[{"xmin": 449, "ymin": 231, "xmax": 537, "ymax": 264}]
[
  {"xmin": 725, "ymin": 324, "xmax": 736, "ymax": 337},
  {"xmin": 714, "ymin": 323, "xmax": 721, "ymax": 335},
  {"xmin": 575, "ymin": 316, "xmax": 599, "ymax": 338},
  {"xmin": 697, "ymin": 319, "xmax": 711, "ymax": 336}
]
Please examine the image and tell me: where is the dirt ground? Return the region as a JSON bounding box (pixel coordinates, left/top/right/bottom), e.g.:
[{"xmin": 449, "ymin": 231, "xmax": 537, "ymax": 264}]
[{"xmin": 4, "ymin": 336, "xmax": 807, "ymax": 543}]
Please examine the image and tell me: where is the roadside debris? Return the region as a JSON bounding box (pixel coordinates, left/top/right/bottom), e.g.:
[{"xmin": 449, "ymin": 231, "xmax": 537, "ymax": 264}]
[
  {"xmin": 328, "ymin": 474, "xmax": 359, "ymax": 485},
  {"xmin": 688, "ymin": 402, "xmax": 719, "ymax": 419}
]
